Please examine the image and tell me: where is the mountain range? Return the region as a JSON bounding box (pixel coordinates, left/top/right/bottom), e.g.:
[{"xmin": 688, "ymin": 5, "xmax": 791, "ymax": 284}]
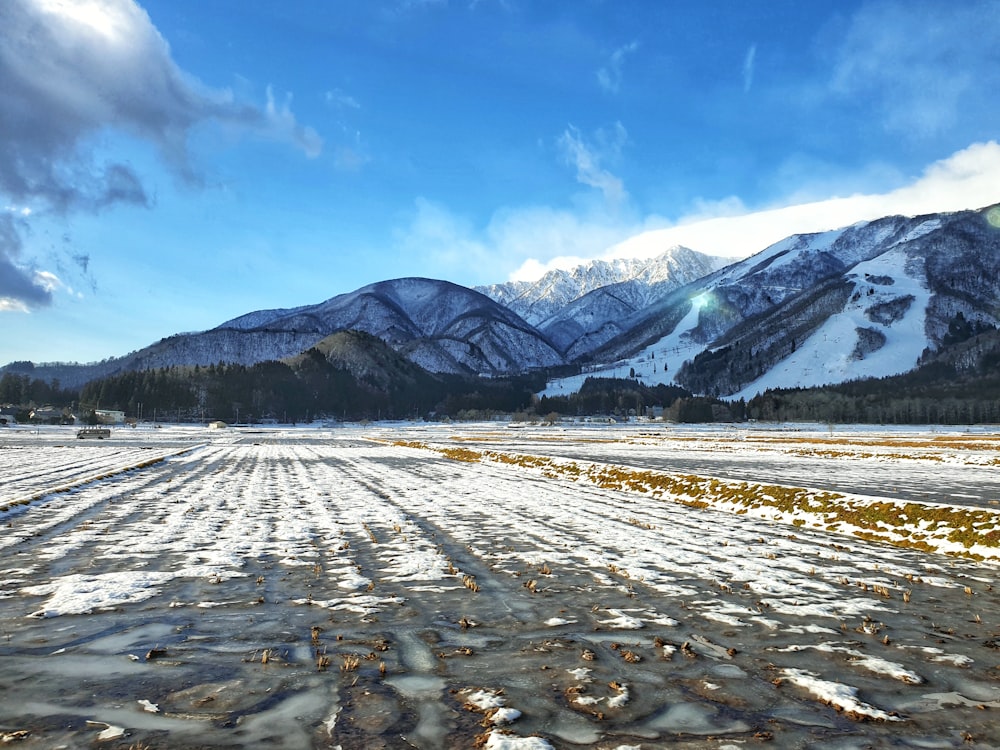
[
  {"xmin": 475, "ymin": 246, "xmax": 725, "ymax": 326},
  {"xmin": 5, "ymin": 204, "xmax": 1000, "ymax": 399},
  {"xmin": 541, "ymin": 205, "xmax": 1000, "ymax": 400},
  {"xmin": 477, "ymin": 246, "xmax": 728, "ymax": 360}
]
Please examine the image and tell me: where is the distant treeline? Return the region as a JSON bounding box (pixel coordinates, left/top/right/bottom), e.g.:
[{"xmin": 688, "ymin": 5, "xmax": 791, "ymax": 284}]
[
  {"xmin": 746, "ymin": 361, "xmax": 1000, "ymax": 424},
  {"xmin": 0, "ymin": 372, "xmax": 77, "ymax": 408},
  {"xmin": 73, "ymin": 356, "xmax": 547, "ymax": 423},
  {"xmin": 7, "ymin": 332, "xmax": 1000, "ymax": 425},
  {"xmin": 537, "ymin": 377, "xmax": 745, "ymax": 422},
  {"xmin": 8, "ymin": 360, "xmax": 735, "ymax": 424}
]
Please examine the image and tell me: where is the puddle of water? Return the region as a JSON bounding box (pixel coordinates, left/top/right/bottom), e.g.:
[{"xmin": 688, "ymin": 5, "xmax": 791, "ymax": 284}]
[
  {"xmin": 645, "ymin": 701, "xmax": 751, "ymax": 735},
  {"xmin": 2, "ymin": 428, "xmax": 999, "ymax": 748},
  {"xmin": 231, "ymin": 685, "xmax": 335, "ymax": 748}
]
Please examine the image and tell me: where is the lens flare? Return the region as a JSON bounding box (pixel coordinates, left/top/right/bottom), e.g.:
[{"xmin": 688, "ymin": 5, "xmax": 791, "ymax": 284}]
[{"xmin": 987, "ymin": 206, "xmax": 1000, "ymax": 229}]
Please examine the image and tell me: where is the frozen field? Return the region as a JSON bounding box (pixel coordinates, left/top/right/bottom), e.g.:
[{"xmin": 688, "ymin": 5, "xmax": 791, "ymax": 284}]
[{"xmin": 1, "ymin": 422, "xmax": 999, "ymax": 749}]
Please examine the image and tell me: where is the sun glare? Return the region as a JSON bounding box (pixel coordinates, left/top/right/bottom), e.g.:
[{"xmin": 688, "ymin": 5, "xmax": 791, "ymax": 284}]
[{"xmin": 986, "ymin": 206, "xmax": 1000, "ymax": 229}]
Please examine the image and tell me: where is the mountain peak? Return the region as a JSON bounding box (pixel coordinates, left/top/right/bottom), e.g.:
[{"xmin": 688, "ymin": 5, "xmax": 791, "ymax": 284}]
[
  {"xmin": 476, "ymin": 246, "xmax": 726, "ymax": 326},
  {"xmin": 542, "ymin": 205, "xmax": 1000, "ymax": 399},
  {"xmin": 9, "ymin": 206, "xmax": 1000, "ymax": 401}
]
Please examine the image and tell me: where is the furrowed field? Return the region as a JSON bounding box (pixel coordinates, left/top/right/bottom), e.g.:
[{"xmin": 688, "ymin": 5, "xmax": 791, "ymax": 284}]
[{"xmin": 1, "ymin": 422, "xmax": 999, "ymax": 749}]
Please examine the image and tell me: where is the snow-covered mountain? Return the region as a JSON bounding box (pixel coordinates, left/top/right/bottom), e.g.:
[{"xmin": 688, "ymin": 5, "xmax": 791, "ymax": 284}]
[
  {"xmin": 286, "ymin": 329, "xmax": 438, "ymax": 392},
  {"xmin": 217, "ymin": 277, "xmax": 564, "ymax": 376},
  {"xmin": 476, "ymin": 246, "xmax": 725, "ymax": 326},
  {"xmin": 14, "ymin": 279, "xmax": 564, "ymax": 388},
  {"xmin": 542, "ymin": 204, "xmax": 1000, "ymax": 399},
  {"xmin": 8, "ymin": 205, "xmax": 1000, "ymax": 399}
]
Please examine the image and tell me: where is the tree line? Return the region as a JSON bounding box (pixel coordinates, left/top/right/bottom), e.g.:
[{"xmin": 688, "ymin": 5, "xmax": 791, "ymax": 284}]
[
  {"xmin": 69, "ymin": 354, "xmax": 551, "ymax": 423},
  {"xmin": 536, "ymin": 377, "xmax": 745, "ymax": 422},
  {"xmin": 746, "ymin": 361, "xmax": 1000, "ymax": 424},
  {"xmin": 6, "ymin": 331, "xmax": 1000, "ymax": 425},
  {"xmin": 0, "ymin": 372, "xmax": 77, "ymax": 410}
]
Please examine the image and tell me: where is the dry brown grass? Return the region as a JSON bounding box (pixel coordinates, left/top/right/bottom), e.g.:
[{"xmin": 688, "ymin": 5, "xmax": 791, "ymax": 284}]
[{"xmin": 391, "ymin": 440, "xmax": 1000, "ymax": 561}]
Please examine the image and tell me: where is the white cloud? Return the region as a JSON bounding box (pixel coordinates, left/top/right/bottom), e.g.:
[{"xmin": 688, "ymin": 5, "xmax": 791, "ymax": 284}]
[
  {"xmin": 33, "ymin": 270, "xmax": 61, "ymax": 292},
  {"xmin": 394, "ymin": 198, "xmax": 642, "ymax": 286},
  {"xmin": 504, "ymin": 141, "xmax": 1000, "ymax": 282},
  {"xmin": 0, "ymin": 0, "xmax": 322, "ymax": 210},
  {"xmin": 507, "ymin": 258, "xmax": 549, "ymax": 283},
  {"xmin": 487, "ymin": 207, "xmax": 632, "ymax": 281},
  {"xmin": 597, "ymin": 41, "xmax": 639, "ymax": 94},
  {"xmin": 325, "ymin": 89, "xmax": 361, "ymax": 110},
  {"xmin": 0, "ymin": 212, "xmax": 51, "ymax": 309},
  {"xmin": 0, "ymin": 0, "xmax": 322, "ymax": 311},
  {"xmin": 265, "ymin": 87, "xmax": 323, "ymax": 159},
  {"xmin": 394, "ymin": 142, "xmax": 1000, "ymax": 288},
  {"xmin": 742, "ymin": 43, "xmax": 756, "ymax": 93},
  {"xmin": 394, "ymin": 198, "xmax": 491, "ymax": 274},
  {"xmin": 604, "ymin": 141, "xmax": 1000, "ymax": 262},
  {"xmin": 557, "ymin": 123, "xmax": 628, "ymax": 206},
  {"xmin": 0, "ymin": 298, "xmax": 30, "ymax": 312},
  {"xmin": 831, "ymin": 0, "xmax": 1000, "ymax": 139}
]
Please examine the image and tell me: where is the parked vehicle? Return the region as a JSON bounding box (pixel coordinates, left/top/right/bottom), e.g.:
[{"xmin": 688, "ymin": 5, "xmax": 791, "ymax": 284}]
[{"xmin": 76, "ymin": 427, "xmax": 111, "ymax": 439}]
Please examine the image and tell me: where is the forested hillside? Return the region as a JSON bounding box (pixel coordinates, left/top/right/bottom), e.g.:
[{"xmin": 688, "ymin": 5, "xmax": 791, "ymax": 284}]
[{"xmin": 747, "ymin": 328, "xmax": 1000, "ymax": 424}]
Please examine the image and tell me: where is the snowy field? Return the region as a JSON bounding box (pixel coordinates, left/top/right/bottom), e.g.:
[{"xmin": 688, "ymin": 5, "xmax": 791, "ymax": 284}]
[{"xmin": 1, "ymin": 422, "xmax": 999, "ymax": 749}]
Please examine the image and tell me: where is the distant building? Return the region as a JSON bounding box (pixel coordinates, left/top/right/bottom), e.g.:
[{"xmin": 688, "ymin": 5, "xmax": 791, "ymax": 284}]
[
  {"xmin": 207, "ymin": 420, "xmax": 228, "ymax": 429},
  {"xmin": 94, "ymin": 409, "xmax": 126, "ymax": 424},
  {"xmin": 29, "ymin": 406, "xmax": 64, "ymax": 423}
]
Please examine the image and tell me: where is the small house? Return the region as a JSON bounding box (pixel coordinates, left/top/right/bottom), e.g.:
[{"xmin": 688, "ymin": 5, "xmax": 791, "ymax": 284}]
[{"xmin": 29, "ymin": 406, "xmax": 64, "ymax": 424}]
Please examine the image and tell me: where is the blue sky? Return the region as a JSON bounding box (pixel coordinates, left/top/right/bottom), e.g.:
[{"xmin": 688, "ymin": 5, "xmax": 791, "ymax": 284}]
[{"xmin": 3, "ymin": 0, "xmax": 1000, "ymax": 365}]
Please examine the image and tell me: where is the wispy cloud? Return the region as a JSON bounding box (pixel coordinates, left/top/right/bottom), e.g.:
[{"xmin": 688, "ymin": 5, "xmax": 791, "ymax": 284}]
[
  {"xmin": 325, "ymin": 89, "xmax": 361, "ymax": 110},
  {"xmin": 265, "ymin": 87, "xmax": 323, "ymax": 159},
  {"xmin": 0, "ymin": 212, "xmax": 51, "ymax": 311},
  {"xmin": 390, "ymin": 141, "xmax": 1000, "ymax": 288},
  {"xmin": 605, "ymin": 140, "xmax": 1000, "ymax": 262},
  {"xmin": 557, "ymin": 123, "xmax": 628, "ymax": 206},
  {"xmin": 392, "ymin": 120, "xmax": 639, "ymax": 284},
  {"xmin": 0, "ymin": 0, "xmax": 322, "ymax": 311},
  {"xmin": 334, "ymin": 141, "xmax": 370, "ymax": 172},
  {"xmin": 394, "ymin": 198, "xmax": 643, "ymax": 286},
  {"xmin": 324, "ymin": 89, "xmax": 368, "ymax": 171},
  {"xmin": 504, "ymin": 141, "xmax": 1000, "ymax": 282},
  {"xmin": 394, "ymin": 198, "xmax": 491, "ymax": 275},
  {"xmin": 830, "ymin": 0, "xmax": 1000, "ymax": 139},
  {"xmin": 597, "ymin": 41, "xmax": 639, "ymax": 94},
  {"xmin": 388, "ymin": 0, "xmax": 508, "ymax": 15},
  {"xmin": 742, "ymin": 43, "xmax": 756, "ymax": 93}
]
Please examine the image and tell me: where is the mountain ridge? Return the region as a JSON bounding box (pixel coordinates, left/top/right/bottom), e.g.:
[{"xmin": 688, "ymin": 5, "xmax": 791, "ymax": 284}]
[
  {"xmin": 476, "ymin": 246, "xmax": 725, "ymax": 325},
  {"xmin": 6, "ymin": 278, "xmax": 564, "ymax": 389},
  {"xmin": 6, "ymin": 204, "xmax": 1000, "ymax": 400},
  {"xmin": 541, "ymin": 204, "xmax": 1000, "ymax": 400}
]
